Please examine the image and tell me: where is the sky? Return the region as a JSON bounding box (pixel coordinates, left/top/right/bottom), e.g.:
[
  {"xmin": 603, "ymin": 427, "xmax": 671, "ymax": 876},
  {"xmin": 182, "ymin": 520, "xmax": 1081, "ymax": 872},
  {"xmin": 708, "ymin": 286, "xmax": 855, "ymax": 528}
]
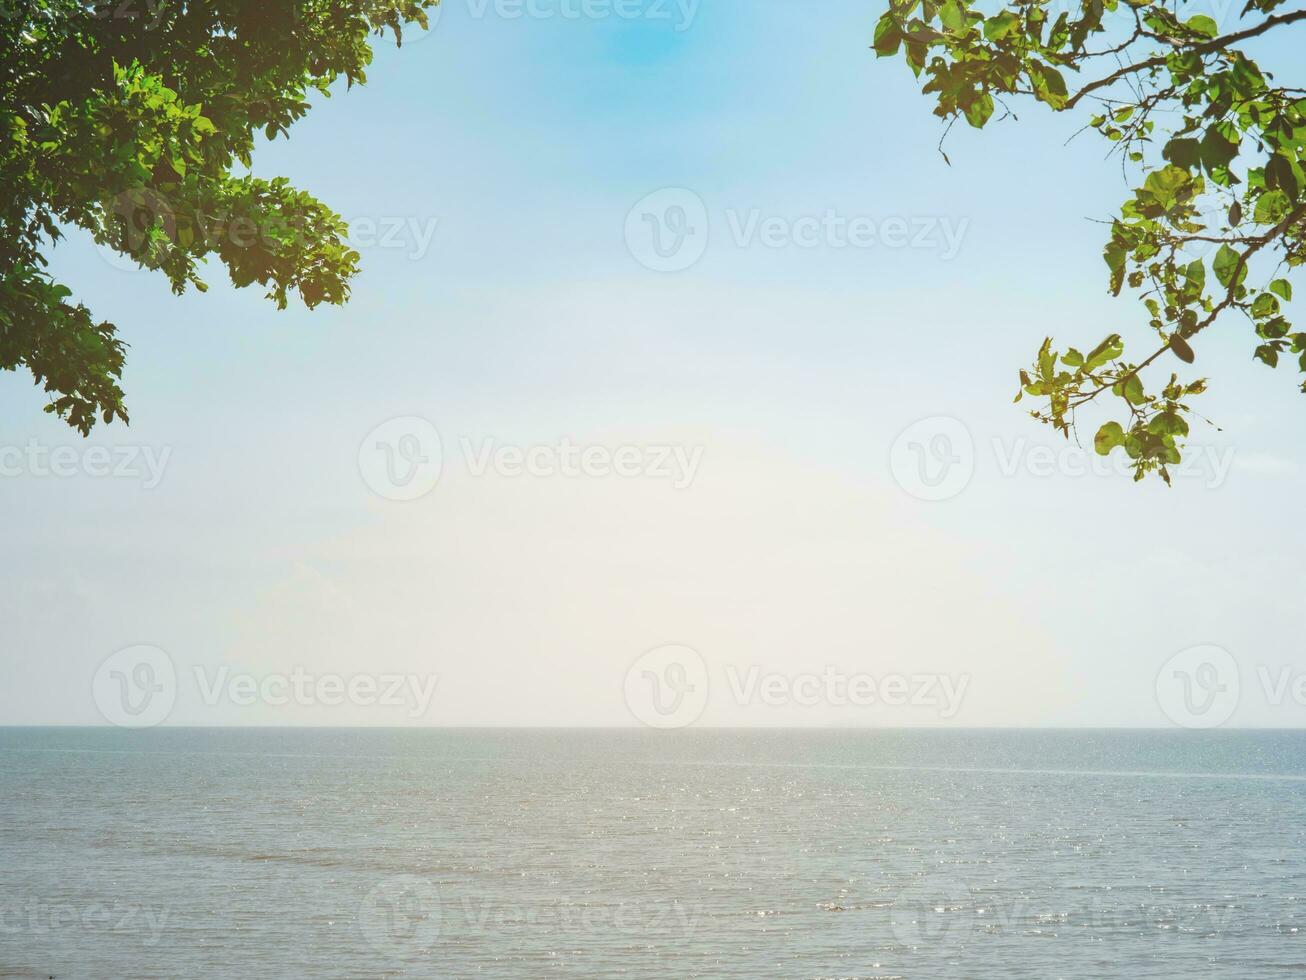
[{"xmin": 3, "ymin": 0, "xmax": 1305, "ymax": 728}]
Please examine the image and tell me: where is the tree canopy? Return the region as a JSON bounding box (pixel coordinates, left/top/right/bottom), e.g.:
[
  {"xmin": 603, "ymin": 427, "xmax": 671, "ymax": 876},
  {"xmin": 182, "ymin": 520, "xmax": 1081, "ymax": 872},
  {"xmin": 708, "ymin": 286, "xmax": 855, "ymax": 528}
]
[
  {"xmin": 1, "ymin": 0, "xmax": 434, "ymax": 433},
  {"xmin": 876, "ymin": 0, "xmax": 1306, "ymax": 482}
]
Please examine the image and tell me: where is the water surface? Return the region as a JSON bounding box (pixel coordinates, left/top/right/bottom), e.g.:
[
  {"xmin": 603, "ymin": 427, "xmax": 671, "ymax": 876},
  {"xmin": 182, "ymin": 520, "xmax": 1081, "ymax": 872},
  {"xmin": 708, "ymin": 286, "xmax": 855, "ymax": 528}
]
[{"xmin": 1, "ymin": 728, "xmax": 1303, "ymax": 978}]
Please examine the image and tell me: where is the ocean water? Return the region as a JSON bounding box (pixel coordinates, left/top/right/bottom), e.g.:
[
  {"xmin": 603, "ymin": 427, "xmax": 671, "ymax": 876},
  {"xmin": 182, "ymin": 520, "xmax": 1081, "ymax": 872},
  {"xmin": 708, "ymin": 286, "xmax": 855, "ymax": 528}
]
[{"xmin": 1, "ymin": 729, "xmax": 1303, "ymax": 979}]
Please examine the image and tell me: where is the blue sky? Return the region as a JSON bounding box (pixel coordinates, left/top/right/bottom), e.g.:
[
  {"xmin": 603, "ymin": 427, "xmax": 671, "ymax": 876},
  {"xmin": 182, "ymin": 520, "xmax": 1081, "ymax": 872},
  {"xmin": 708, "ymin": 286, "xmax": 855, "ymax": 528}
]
[{"xmin": 3, "ymin": 0, "xmax": 1305, "ymax": 727}]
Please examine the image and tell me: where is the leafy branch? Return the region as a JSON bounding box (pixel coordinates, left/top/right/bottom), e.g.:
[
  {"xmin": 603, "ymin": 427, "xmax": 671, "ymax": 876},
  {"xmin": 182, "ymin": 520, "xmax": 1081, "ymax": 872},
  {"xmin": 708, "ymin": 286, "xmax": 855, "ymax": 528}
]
[
  {"xmin": 876, "ymin": 0, "xmax": 1306, "ymax": 482},
  {"xmin": 2, "ymin": 0, "xmax": 437, "ymax": 432}
]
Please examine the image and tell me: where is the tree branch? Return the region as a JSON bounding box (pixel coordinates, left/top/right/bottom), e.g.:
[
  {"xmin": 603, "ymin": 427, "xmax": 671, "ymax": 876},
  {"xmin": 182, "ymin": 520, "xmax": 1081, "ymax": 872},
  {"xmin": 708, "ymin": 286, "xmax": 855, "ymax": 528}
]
[
  {"xmin": 1066, "ymin": 8, "xmax": 1306, "ymax": 109},
  {"xmin": 1070, "ymin": 202, "xmax": 1306, "ymax": 409}
]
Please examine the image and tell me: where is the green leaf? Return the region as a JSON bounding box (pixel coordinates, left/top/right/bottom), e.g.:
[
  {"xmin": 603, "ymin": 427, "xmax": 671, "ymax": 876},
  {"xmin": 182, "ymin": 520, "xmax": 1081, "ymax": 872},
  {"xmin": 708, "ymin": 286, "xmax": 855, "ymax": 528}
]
[
  {"xmin": 1028, "ymin": 62, "xmax": 1068, "ymax": 110},
  {"xmin": 1038, "ymin": 337, "xmax": 1057, "ymax": 380},
  {"xmin": 1251, "ymin": 293, "xmax": 1281, "ymax": 319},
  {"xmin": 1258, "ymin": 316, "xmax": 1290, "ymax": 339},
  {"xmin": 1255, "ymin": 189, "xmax": 1293, "ymax": 224},
  {"xmin": 1213, "ymin": 244, "xmax": 1246, "ymax": 289},
  {"xmin": 964, "ymin": 92, "xmax": 995, "ymax": 129},
  {"xmin": 1084, "ymin": 333, "xmax": 1124, "ymax": 370},
  {"xmin": 983, "ymin": 11, "xmax": 1020, "ymax": 40},
  {"xmin": 1270, "ymin": 279, "xmax": 1294, "ymax": 301},
  {"xmin": 1121, "ymin": 373, "xmax": 1146, "ymax": 405},
  {"xmin": 1267, "ymin": 154, "xmax": 1300, "ymax": 202},
  {"xmin": 1104, "ymin": 242, "xmax": 1128, "ymax": 295},
  {"xmin": 1199, "ymin": 127, "xmax": 1239, "ymax": 174},
  {"xmin": 939, "ymin": 0, "xmax": 966, "ymax": 34},
  {"xmin": 1094, "ymin": 421, "xmax": 1126, "ymax": 456},
  {"xmin": 873, "ymin": 13, "xmax": 902, "ymax": 56},
  {"xmin": 1170, "ymin": 334, "xmax": 1195, "ymax": 363},
  {"xmin": 1148, "ymin": 411, "xmax": 1189, "ymax": 437},
  {"xmin": 1163, "ymin": 138, "xmax": 1201, "ymax": 170},
  {"xmin": 1142, "ymin": 165, "xmax": 1195, "ymax": 208}
]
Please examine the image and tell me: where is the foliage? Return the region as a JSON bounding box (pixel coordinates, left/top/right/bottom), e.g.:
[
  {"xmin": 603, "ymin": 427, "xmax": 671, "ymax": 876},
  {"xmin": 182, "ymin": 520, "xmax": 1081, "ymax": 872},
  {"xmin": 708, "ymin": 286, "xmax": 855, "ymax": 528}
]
[
  {"xmin": 1, "ymin": 0, "xmax": 435, "ymax": 433},
  {"xmin": 875, "ymin": 0, "xmax": 1306, "ymax": 482}
]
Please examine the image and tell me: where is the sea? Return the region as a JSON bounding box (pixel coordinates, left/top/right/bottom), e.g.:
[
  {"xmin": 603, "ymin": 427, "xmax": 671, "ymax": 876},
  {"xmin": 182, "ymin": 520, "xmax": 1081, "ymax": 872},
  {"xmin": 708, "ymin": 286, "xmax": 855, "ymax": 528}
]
[{"xmin": 1, "ymin": 728, "xmax": 1303, "ymax": 978}]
